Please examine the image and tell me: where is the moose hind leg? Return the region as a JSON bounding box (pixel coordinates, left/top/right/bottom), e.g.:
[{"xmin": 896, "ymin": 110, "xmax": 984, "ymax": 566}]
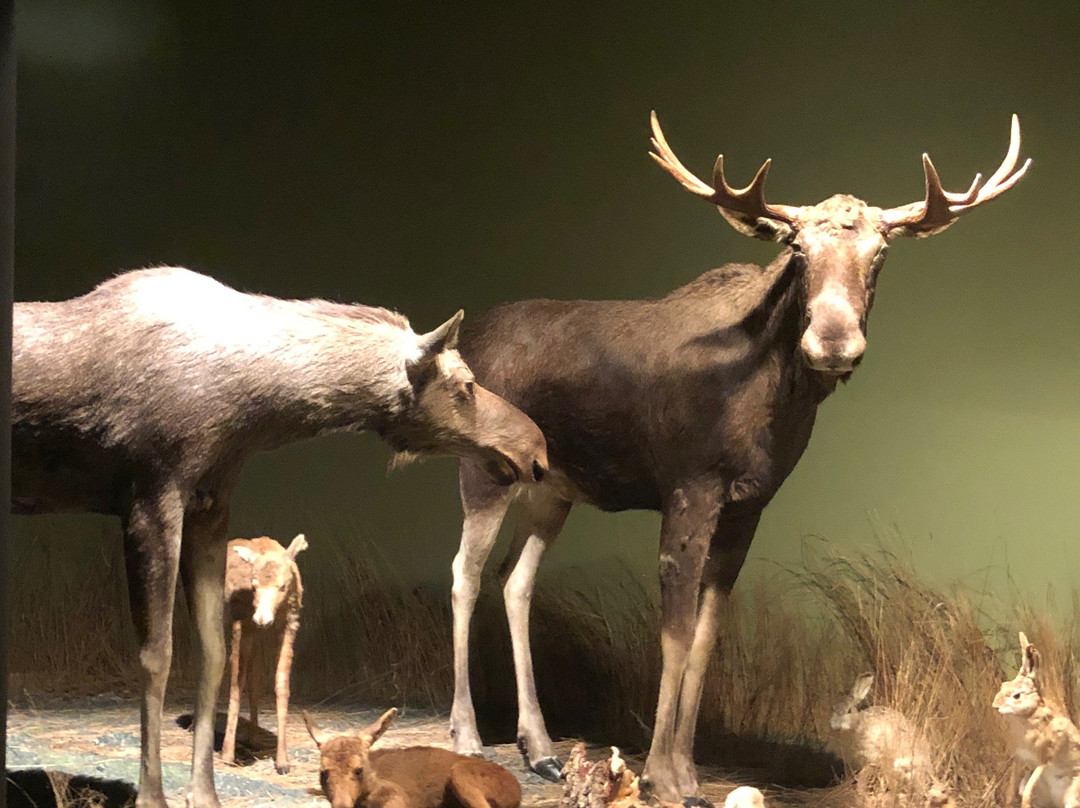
[
  {"xmin": 179, "ymin": 504, "xmax": 230, "ymax": 808},
  {"xmin": 122, "ymin": 490, "xmax": 185, "ymax": 808},
  {"xmin": 671, "ymin": 510, "xmax": 760, "ymax": 799},
  {"xmin": 499, "ymin": 486, "xmax": 570, "ymax": 781},
  {"xmin": 641, "ymin": 484, "xmax": 721, "ymax": 805},
  {"xmin": 450, "ymin": 460, "xmax": 514, "ymax": 756}
]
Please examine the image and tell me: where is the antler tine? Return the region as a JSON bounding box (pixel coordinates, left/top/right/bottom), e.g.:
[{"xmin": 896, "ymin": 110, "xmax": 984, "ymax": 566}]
[
  {"xmin": 884, "ymin": 115, "xmax": 1030, "ymax": 235},
  {"xmin": 649, "ymin": 110, "xmax": 797, "ymax": 227},
  {"xmin": 649, "ymin": 110, "xmax": 719, "ymax": 198}
]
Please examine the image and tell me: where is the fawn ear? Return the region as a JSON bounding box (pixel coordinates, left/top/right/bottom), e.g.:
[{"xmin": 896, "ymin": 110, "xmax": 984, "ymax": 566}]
[
  {"xmin": 362, "ymin": 707, "xmax": 398, "ymax": 746},
  {"xmin": 852, "ymin": 673, "xmax": 874, "ymax": 703},
  {"xmin": 303, "ymin": 711, "xmax": 329, "ymax": 748},
  {"xmin": 287, "ymin": 533, "xmax": 308, "ymax": 559},
  {"xmin": 232, "ymin": 545, "xmax": 256, "ymax": 564}
]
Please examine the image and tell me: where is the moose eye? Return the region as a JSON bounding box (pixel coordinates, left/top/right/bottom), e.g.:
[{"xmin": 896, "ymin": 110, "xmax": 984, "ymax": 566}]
[
  {"xmin": 353, "ymin": 767, "xmax": 364, "ymax": 778},
  {"xmin": 460, "ymin": 380, "xmax": 475, "ymax": 400}
]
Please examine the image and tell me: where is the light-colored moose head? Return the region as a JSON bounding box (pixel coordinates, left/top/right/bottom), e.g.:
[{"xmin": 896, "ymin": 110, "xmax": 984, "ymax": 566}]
[
  {"xmin": 304, "ymin": 708, "xmax": 397, "ymax": 808},
  {"xmin": 231, "ymin": 533, "xmax": 308, "ymax": 627},
  {"xmin": 397, "ymin": 310, "xmax": 548, "ymax": 486},
  {"xmin": 650, "ymin": 112, "xmax": 1030, "ymax": 375}
]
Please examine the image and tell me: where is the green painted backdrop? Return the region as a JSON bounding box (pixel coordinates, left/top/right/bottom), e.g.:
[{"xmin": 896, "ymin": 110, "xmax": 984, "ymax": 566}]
[{"xmin": 14, "ymin": 0, "xmax": 1079, "ymax": 601}]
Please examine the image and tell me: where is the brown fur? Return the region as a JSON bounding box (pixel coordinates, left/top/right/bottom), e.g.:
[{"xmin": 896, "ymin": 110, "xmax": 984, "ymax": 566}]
[
  {"xmin": 304, "ymin": 709, "xmax": 521, "ymax": 808},
  {"xmin": 222, "ymin": 534, "xmax": 307, "ymax": 774},
  {"xmin": 448, "ymin": 117, "xmax": 1028, "ymax": 801}
]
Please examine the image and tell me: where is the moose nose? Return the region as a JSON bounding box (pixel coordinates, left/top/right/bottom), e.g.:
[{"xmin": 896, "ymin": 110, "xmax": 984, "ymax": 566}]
[
  {"xmin": 531, "ymin": 459, "xmax": 546, "ymax": 482},
  {"xmin": 800, "ymin": 328, "xmax": 866, "ymax": 372}
]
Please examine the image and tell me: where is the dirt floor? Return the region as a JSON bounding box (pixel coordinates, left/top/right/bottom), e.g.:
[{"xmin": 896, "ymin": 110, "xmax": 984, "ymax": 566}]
[{"xmin": 5, "ymin": 696, "xmax": 778, "ymax": 808}]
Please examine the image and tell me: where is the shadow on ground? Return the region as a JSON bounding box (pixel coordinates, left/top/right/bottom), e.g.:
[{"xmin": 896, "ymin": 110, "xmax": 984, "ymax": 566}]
[{"xmin": 7, "ymin": 769, "xmax": 138, "ymax": 808}]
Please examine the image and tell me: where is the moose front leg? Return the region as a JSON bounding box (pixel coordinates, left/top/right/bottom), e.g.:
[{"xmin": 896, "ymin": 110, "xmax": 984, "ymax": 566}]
[
  {"xmin": 273, "ymin": 613, "xmax": 300, "ymax": 773},
  {"xmin": 671, "ymin": 510, "xmax": 761, "ymax": 798},
  {"xmin": 498, "ymin": 486, "xmax": 570, "ymax": 780},
  {"xmin": 221, "ymin": 620, "xmax": 245, "ymax": 766},
  {"xmin": 450, "ymin": 459, "xmax": 515, "ymax": 756},
  {"xmin": 179, "ymin": 502, "xmax": 230, "ymax": 808},
  {"xmin": 642, "ymin": 484, "xmax": 722, "ymax": 805}
]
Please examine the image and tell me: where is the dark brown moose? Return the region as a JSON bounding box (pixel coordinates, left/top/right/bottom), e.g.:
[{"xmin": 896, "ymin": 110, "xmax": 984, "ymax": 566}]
[
  {"xmin": 447, "ymin": 113, "xmax": 1029, "ymax": 803},
  {"xmin": 11, "ymin": 267, "xmax": 548, "ymax": 808}
]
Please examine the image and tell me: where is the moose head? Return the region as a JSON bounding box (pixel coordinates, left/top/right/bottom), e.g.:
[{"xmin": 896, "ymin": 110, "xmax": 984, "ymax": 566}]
[{"xmin": 650, "ymin": 112, "xmax": 1030, "ymax": 375}]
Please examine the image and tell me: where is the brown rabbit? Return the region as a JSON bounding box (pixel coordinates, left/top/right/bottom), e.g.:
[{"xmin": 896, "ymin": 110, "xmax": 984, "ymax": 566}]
[{"xmin": 993, "ymin": 631, "xmax": 1080, "ymax": 807}]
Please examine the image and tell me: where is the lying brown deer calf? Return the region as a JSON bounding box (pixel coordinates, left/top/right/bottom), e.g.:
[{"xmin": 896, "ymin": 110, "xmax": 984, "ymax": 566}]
[
  {"xmin": 222, "ymin": 533, "xmax": 308, "ymax": 773},
  {"xmin": 304, "ymin": 708, "xmax": 522, "ymax": 808}
]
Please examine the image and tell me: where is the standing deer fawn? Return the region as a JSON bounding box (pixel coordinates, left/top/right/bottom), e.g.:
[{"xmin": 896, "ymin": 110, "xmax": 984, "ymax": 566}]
[
  {"xmin": 303, "ymin": 708, "xmax": 522, "ymax": 808},
  {"xmin": 449, "ymin": 111, "xmax": 1029, "ymax": 802},
  {"xmin": 12, "ymin": 267, "xmax": 548, "ymax": 808},
  {"xmin": 221, "ymin": 533, "xmax": 308, "ymax": 774},
  {"xmin": 994, "ymin": 632, "xmax": 1080, "ymax": 807},
  {"xmin": 828, "ymin": 673, "xmax": 949, "ymax": 805}
]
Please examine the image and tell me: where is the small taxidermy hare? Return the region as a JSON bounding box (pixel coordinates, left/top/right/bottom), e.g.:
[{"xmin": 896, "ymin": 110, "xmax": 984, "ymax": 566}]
[
  {"xmin": 993, "ymin": 631, "xmax": 1080, "ymax": 808},
  {"xmin": 828, "ymin": 672, "xmax": 949, "ymax": 804}
]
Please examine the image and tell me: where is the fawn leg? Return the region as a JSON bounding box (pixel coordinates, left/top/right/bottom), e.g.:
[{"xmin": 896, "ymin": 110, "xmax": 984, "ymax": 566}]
[{"xmin": 221, "ymin": 620, "xmax": 244, "ymax": 765}]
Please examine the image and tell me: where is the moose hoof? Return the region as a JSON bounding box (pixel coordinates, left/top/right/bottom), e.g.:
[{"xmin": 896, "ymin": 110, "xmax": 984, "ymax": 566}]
[
  {"xmin": 274, "ymin": 763, "xmax": 291, "ymax": 775},
  {"xmin": 681, "ymin": 797, "xmax": 714, "ymax": 808},
  {"xmin": 530, "ymin": 756, "xmax": 565, "ymax": 782}
]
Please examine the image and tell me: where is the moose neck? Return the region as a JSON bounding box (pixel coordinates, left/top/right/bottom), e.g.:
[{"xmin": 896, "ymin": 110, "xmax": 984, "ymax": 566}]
[
  {"xmin": 665, "ymin": 247, "xmax": 839, "ymax": 404},
  {"xmin": 235, "ymin": 325, "xmax": 415, "ymax": 452}
]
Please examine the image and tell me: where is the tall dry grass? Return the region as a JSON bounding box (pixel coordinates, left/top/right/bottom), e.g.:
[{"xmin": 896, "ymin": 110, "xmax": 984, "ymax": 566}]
[{"xmin": 10, "ymin": 523, "xmax": 1080, "ymax": 807}]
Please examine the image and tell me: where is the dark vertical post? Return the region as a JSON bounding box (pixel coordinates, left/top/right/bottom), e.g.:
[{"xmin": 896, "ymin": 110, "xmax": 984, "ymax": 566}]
[{"xmin": 0, "ymin": 0, "xmax": 14, "ymax": 805}]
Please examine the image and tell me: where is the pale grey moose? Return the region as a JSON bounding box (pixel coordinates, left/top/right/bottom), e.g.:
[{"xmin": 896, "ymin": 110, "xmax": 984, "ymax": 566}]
[{"xmin": 12, "ymin": 267, "xmax": 548, "ymax": 808}]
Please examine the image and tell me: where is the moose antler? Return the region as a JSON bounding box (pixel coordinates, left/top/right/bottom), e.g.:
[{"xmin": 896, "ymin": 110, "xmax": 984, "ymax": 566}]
[
  {"xmin": 882, "ymin": 114, "xmax": 1030, "ymax": 237},
  {"xmin": 649, "ymin": 111, "xmax": 801, "ymax": 236}
]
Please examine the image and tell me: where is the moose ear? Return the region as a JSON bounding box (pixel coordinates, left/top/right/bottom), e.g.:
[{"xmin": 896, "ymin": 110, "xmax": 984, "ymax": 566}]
[
  {"xmin": 232, "ymin": 546, "xmax": 256, "ymax": 564},
  {"xmin": 361, "ymin": 707, "xmax": 398, "ymax": 746},
  {"xmin": 303, "ymin": 710, "xmax": 329, "ymax": 748},
  {"xmin": 287, "ymin": 533, "xmax": 308, "ymax": 559},
  {"xmin": 415, "ymin": 310, "xmax": 464, "ymax": 358}
]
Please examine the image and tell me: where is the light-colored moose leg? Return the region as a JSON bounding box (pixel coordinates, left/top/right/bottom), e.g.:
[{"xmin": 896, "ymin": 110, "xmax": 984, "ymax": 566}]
[
  {"xmin": 498, "ymin": 486, "xmax": 570, "ymax": 780},
  {"xmin": 274, "ymin": 611, "xmax": 300, "ymax": 773},
  {"xmin": 450, "ymin": 459, "xmax": 515, "ymax": 756},
  {"xmin": 221, "ymin": 620, "xmax": 244, "ymax": 766},
  {"xmin": 641, "ymin": 484, "xmax": 722, "ymax": 805},
  {"xmin": 179, "ymin": 503, "xmax": 229, "ymax": 808},
  {"xmin": 671, "ymin": 511, "xmax": 761, "ymax": 798},
  {"xmin": 122, "ymin": 489, "xmax": 185, "ymax": 808}
]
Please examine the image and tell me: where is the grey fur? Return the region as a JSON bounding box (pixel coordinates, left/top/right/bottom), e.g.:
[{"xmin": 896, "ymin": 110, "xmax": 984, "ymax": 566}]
[{"xmin": 12, "ymin": 266, "xmax": 547, "ymax": 808}]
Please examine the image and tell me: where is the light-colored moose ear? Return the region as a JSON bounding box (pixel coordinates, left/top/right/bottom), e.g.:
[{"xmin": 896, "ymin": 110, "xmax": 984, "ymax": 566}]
[
  {"xmin": 232, "ymin": 546, "xmax": 256, "ymax": 564},
  {"xmin": 852, "ymin": 672, "xmax": 874, "ymax": 703},
  {"xmin": 361, "ymin": 707, "xmax": 398, "ymax": 746},
  {"xmin": 415, "ymin": 310, "xmax": 464, "ymax": 358},
  {"xmin": 287, "ymin": 533, "xmax": 308, "ymax": 559},
  {"xmin": 303, "ymin": 710, "xmax": 329, "ymax": 748}
]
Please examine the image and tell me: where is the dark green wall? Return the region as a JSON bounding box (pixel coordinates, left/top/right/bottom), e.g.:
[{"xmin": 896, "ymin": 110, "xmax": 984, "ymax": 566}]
[{"xmin": 14, "ymin": 1, "xmax": 1080, "ymax": 597}]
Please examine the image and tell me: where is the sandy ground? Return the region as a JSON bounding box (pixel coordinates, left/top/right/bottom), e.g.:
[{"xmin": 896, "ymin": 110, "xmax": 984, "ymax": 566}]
[{"xmin": 5, "ymin": 695, "xmax": 791, "ymax": 808}]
